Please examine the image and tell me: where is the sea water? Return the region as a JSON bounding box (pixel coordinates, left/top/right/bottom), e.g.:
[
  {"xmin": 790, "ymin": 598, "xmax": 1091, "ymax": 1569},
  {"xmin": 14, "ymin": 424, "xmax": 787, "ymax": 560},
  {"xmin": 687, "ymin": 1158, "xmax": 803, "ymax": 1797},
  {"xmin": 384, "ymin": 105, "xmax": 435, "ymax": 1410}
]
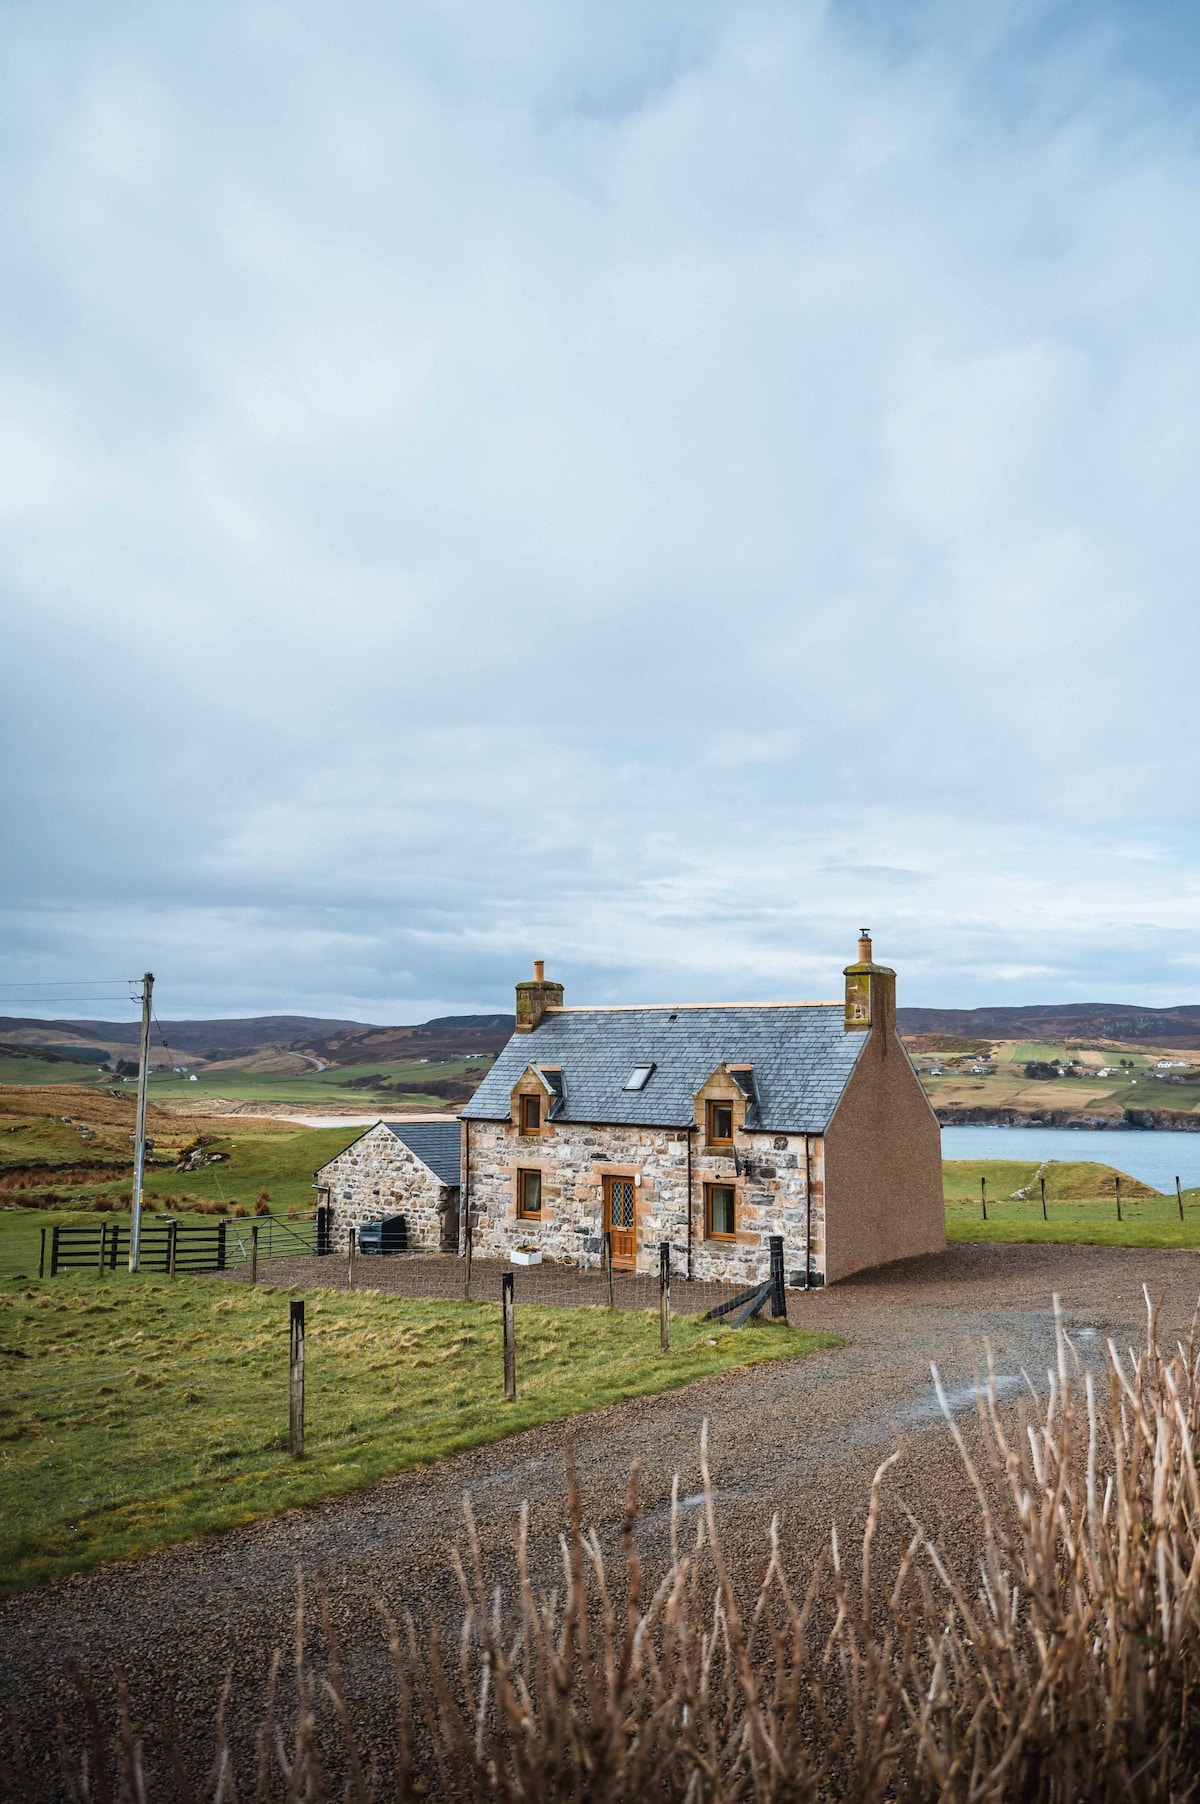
[{"xmin": 941, "ymin": 1125, "xmax": 1200, "ymax": 1195}]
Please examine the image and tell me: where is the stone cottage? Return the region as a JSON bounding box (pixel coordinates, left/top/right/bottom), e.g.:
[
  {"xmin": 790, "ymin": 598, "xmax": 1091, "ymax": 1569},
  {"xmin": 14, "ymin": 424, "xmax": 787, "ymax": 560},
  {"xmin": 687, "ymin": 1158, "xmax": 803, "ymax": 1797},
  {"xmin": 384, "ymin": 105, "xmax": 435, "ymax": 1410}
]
[
  {"xmin": 315, "ymin": 1121, "xmax": 461, "ymax": 1253},
  {"xmin": 459, "ymin": 936, "xmax": 944, "ymax": 1286}
]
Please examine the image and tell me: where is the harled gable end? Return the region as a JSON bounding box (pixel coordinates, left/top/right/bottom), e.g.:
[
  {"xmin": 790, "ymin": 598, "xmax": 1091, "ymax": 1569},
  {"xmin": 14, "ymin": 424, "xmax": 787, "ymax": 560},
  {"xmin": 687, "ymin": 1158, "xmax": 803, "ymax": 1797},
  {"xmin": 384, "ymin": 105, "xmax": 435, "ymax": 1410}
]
[{"xmin": 459, "ymin": 941, "xmax": 945, "ymax": 1287}]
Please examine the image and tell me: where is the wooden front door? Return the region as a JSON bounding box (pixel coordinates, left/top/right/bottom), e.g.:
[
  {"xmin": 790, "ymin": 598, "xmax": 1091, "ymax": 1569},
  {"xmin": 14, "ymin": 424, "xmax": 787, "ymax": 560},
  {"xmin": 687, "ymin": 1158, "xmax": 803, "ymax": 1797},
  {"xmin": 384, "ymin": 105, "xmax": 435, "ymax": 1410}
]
[{"xmin": 604, "ymin": 1176, "xmax": 637, "ymax": 1270}]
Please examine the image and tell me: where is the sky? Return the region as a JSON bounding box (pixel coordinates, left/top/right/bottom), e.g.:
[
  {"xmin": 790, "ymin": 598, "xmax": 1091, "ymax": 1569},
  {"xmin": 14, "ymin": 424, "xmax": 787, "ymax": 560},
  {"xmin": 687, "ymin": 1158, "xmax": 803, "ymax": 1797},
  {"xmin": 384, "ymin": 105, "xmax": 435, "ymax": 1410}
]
[{"xmin": 3, "ymin": 0, "xmax": 1200, "ymax": 1024}]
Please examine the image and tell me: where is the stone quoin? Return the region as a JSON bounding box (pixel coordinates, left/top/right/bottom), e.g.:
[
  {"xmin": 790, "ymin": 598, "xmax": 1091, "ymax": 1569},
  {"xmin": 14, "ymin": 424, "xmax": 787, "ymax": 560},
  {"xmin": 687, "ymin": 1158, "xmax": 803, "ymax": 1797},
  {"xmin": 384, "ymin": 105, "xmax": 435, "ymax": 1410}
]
[{"xmin": 459, "ymin": 936, "xmax": 944, "ymax": 1286}]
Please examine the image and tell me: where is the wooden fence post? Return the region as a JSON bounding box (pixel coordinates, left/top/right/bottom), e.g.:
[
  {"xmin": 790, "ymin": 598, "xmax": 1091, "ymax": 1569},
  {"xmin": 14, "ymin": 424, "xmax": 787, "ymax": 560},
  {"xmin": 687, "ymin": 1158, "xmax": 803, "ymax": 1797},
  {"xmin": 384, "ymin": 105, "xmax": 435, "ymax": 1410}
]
[
  {"xmin": 502, "ymin": 1271, "xmax": 516, "ymax": 1401},
  {"xmin": 605, "ymin": 1230, "xmax": 614, "ymax": 1310},
  {"xmin": 38, "ymin": 1226, "xmax": 46, "ymax": 1281},
  {"xmin": 981, "ymin": 1177, "xmax": 987, "ymax": 1221},
  {"xmin": 1040, "ymin": 1176, "xmax": 1047, "ymax": 1221},
  {"xmin": 97, "ymin": 1222, "xmax": 107, "ymax": 1280},
  {"xmin": 464, "ymin": 1216, "xmax": 473, "ymax": 1301},
  {"xmin": 50, "ymin": 1224, "xmax": 60, "ymax": 1278},
  {"xmin": 1178, "ymin": 1176, "xmax": 1185, "ymax": 1223},
  {"xmin": 167, "ymin": 1219, "xmax": 177, "ymax": 1277},
  {"xmin": 289, "ymin": 1299, "xmax": 305, "ymax": 1457},
  {"xmin": 348, "ymin": 1227, "xmax": 356, "ymax": 1291},
  {"xmin": 768, "ymin": 1235, "xmax": 787, "ymax": 1318},
  {"xmin": 217, "ymin": 1219, "xmax": 227, "ymax": 1271},
  {"xmin": 1115, "ymin": 1175, "xmax": 1122, "ymax": 1223},
  {"xmin": 250, "ymin": 1223, "xmax": 259, "ymax": 1286},
  {"xmin": 659, "ymin": 1241, "xmax": 671, "ymax": 1351}
]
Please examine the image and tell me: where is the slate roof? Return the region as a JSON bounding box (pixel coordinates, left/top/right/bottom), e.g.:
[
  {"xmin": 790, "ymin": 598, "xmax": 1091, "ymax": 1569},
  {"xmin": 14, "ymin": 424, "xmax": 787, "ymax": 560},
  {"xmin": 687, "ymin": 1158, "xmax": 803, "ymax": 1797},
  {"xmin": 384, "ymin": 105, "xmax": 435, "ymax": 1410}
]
[
  {"xmin": 384, "ymin": 1120, "xmax": 462, "ymax": 1187},
  {"xmin": 460, "ymin": 1005, "xmax": 867, "ymax": 1134}
]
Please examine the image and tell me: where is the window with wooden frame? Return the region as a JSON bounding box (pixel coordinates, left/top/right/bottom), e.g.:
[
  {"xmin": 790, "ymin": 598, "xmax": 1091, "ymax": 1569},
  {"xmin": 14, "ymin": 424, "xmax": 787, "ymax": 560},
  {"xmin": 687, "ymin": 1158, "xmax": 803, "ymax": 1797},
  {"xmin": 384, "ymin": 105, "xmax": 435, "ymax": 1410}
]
[
  {"xmin": 706, "ymin": 1183, "xmax": 736, "ymax": 1240},
  {"xmin": 519, "ymin": 1093, "xmax": 542, "ymax": 1135},
  {"xmin": 706, "ymin": 1100, "xmax": 734, "ymax": 1145},
  {"xmin": 517, "ymin": 1168, "xmax": 542, "ymax": 1217}
]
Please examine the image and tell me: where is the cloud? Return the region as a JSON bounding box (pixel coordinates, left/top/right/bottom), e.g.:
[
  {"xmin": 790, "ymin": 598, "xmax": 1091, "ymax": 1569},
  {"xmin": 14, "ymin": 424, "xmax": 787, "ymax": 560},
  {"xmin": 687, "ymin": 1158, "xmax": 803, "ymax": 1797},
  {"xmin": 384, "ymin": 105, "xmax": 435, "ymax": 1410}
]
[{"xmin": 2, "ymin": 0, "xmax": 1199, "ymax": 1018}]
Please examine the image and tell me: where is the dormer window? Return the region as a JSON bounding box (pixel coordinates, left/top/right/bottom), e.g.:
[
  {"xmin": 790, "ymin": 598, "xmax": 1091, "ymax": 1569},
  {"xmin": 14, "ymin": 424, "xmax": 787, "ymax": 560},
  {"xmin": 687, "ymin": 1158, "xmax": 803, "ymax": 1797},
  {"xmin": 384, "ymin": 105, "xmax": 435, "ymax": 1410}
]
[
  {"xmin": 520, "ymin": 1094, "xmax": 542, "ymax": 1135},
  {"xmin": 707, "ymin": 1101, "xmax": 733, "ymax": 1145},
  {"xmin": 624, "ymin": 1064, "xmax": 655, "ymax": 1091}
]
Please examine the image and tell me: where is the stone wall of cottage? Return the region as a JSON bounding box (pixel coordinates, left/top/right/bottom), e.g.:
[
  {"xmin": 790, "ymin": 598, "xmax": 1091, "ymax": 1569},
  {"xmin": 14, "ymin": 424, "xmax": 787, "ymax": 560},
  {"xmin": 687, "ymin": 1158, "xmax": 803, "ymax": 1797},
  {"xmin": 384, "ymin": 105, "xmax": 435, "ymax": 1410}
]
[
  {"xmin": 317, "ymin": 1123, "xmax": 457, "ymax": 1253},
  {"xmin": 465, "ymin": 1119, "xmax": 826, "ymax": 1284}
]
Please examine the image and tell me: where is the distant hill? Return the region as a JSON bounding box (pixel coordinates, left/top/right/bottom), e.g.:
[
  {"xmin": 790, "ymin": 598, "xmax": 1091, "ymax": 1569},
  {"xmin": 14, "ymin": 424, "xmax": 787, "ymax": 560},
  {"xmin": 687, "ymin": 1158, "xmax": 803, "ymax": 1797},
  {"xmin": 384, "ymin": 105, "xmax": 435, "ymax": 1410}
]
[
  {"xmin": 6, "ymin": 1002, "xmax": 1199, "ymax": 1068},
  {"xmin": 0, "ymin": 1013, "xmax": 517, "ymax": 1067},
  {"xmin": 896, "ymin": 1003, "xmax": 1200, "ymax": 1048}
]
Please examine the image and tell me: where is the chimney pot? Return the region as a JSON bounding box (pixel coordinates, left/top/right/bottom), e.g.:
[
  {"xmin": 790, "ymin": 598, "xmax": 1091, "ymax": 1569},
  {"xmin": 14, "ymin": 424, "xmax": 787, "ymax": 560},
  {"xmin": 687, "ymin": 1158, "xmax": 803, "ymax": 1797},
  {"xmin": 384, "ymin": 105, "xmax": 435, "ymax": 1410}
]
[
  {"xmin": 534, "ymin": 959, "xmax": 545, "ymax": 981},
  {"xmin": 858, "ymin": 930, "xmax": 873, "ymax": 964}
]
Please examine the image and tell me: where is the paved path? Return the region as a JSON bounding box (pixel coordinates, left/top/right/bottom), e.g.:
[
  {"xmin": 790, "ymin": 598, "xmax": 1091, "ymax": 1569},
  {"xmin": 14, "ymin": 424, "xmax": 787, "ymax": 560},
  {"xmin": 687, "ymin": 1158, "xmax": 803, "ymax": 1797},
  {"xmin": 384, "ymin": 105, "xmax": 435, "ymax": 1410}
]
[{"xmin": 5, "ymin": 1243, "xmax": 1200, "ymax": 1791}]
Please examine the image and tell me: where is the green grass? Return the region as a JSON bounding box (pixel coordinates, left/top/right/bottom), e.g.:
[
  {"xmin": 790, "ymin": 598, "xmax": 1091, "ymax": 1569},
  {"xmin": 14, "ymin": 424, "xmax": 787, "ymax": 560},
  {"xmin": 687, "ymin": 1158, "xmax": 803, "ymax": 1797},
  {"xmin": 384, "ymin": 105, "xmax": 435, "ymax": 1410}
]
[
  {"xmin": 0, "ymin": 1054, "xmax": 103, "ymax": 1086},
  {"xmin": 945, "ymin": 1197, "xmax": 1200, "ymax": 1248},
  {"xmin": 944, "ymin": 1157, "xmax": 1200, "ymax": 1248},
  {"xmin": 0, "ymin": 1112, "xmax": 363, "ymax": 1221},
  {"xmin": 0, "ymin": 1053, "xmax": 491, "ymax": 1108},
  {"xmin": 0, "ymin": 1269, "xmax": 836, "ymax": 1595},
  {"xmin": 136, "ymin": 1056, "xmax": 491, "ymax": 1108}
]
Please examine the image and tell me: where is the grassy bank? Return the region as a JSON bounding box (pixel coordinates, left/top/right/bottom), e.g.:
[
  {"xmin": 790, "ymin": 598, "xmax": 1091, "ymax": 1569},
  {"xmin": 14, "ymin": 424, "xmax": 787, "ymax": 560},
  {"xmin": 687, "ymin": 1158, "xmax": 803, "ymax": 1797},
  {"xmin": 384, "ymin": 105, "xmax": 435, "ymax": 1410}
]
[
  {"xmin": 0, "ymin": 1269, "xmax": 836, "ymax": 1595},
  {"xmin": 945, "ymin": 1157, "xmax": 1200, "ymax": 1248},
  {"xmin": 0, "ymin": 1086, "xmax": 364, "ymax": 1223}
]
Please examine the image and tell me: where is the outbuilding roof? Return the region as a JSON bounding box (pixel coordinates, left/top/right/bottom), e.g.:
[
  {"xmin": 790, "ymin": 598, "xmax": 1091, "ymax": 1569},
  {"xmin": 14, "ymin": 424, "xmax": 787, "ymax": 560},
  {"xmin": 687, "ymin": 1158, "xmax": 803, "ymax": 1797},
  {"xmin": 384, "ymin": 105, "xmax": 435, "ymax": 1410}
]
[
  {"xmin": 460, "ymin": 1004, "xmax": 867, "ymax": 1134},
  {"xmin": 384, "ymin": 1120, "xmax": 462, "ymax": 1187}
]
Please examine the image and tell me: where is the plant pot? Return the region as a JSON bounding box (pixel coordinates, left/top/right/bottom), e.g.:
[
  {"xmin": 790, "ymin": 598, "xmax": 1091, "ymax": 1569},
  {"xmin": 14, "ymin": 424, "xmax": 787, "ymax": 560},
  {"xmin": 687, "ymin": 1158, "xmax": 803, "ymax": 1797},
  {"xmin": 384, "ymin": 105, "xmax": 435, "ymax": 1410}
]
[{"xmin": 511, "ymin": 1247, "xmax": 542, "ymax": 1266}]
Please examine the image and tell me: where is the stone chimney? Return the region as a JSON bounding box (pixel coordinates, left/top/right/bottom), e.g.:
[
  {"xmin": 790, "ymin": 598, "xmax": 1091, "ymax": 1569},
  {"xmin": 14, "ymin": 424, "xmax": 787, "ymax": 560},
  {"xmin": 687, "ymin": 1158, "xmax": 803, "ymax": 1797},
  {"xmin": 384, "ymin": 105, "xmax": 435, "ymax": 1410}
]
[
  {"xmin": 515, "ymin": 960, "xmax": 564, "ymax": 1033},
  {"xmin": 843, "ymin": 928, "xmax": 896, "ymax": 1035}
]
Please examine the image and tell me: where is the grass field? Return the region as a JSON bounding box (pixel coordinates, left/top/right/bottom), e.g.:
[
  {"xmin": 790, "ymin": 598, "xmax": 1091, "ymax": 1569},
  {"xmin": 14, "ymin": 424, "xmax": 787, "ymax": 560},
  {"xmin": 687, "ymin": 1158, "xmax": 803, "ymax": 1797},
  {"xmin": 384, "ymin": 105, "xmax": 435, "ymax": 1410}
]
[
  {"xmin": 0, "ymin": 1086, "xmax": 364, "ymax": 1223},
  {"xmin": 0, "ymin": 1268, "xmax": 836, "ymax": 1595},
  {"xmin": 944, "ymin": 1157, "xmax": 1200, "ymax": 1249},
  {"xmin": 145, "ymin": 1056, "xmax": 489, "ymax": 1109},
  {"xmin": 0, "ymin": 1053, "xmax": 103, "ymax": 1087},
  {"xmin": 0, "ymin": 1047, "xmax": 489, "ymax": 1109}
]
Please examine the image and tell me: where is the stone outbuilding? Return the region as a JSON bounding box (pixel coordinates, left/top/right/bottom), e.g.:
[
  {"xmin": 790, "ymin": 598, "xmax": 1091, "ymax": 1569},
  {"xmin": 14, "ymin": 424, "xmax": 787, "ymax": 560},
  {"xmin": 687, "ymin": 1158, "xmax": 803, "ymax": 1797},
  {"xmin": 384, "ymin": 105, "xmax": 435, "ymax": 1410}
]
[
  {"xmin": 459, "ymin": 937, "xmax": 944, "ymax": 1286},
  {"xmin": 315, "ymin": 1120, "xmax": 461, "ymax": 1253}
]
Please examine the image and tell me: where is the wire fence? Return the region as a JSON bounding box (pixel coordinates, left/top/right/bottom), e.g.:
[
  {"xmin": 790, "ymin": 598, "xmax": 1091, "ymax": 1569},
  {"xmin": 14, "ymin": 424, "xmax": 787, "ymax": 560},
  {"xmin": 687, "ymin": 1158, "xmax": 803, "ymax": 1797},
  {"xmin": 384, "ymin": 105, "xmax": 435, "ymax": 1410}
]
[
  {"xmin": 29, "ymin": 1210, "xmax": 326, "ymax": 1277},
  {"xmin": 219, "ymin": 1241, "xmax": 788, "ymax": 1319}
]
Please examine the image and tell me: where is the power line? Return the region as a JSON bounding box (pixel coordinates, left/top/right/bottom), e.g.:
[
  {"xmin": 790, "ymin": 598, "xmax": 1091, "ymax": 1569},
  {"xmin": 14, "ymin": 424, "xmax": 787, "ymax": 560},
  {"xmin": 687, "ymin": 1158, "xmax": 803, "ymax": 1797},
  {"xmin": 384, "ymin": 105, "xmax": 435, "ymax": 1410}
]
[
  {"xmin": 0, "ymin": 979, "xmax": 139, "ymax": 990},
  {"xmin": 0, "ymin": 997, "xmax": 138, "ymax": 1006}
]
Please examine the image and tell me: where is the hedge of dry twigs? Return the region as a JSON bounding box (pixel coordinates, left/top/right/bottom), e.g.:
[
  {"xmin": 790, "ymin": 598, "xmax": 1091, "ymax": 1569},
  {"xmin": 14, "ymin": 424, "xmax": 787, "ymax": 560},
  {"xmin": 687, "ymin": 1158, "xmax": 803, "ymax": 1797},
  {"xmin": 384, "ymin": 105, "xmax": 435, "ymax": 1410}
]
[{"xmin": 8, "ymin": 1291, "xmax": 1200, "ymax": 1802}]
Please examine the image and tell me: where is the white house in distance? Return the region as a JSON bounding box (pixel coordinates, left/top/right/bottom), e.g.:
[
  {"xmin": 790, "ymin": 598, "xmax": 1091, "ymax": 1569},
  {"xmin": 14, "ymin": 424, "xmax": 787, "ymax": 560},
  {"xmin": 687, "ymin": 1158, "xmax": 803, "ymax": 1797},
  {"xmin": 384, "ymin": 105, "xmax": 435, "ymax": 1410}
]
[{"xmin": 459, "ymin": 935, "xmax": 944, "ymax": 1287}]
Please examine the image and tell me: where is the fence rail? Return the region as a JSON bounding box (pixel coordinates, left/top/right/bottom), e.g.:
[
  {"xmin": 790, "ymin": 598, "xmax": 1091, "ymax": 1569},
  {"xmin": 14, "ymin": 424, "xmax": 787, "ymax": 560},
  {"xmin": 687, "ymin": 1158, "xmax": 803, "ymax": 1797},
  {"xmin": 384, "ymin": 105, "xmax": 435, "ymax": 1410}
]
[{"xmin": 44, "ymin": 1209, "xmax": 330, "ymax": 1277}]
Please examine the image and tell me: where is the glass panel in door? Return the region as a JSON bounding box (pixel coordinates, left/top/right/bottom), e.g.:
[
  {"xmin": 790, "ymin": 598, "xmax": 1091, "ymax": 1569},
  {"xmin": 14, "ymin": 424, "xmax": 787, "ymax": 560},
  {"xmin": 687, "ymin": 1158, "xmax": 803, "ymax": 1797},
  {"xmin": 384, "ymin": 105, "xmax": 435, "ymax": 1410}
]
[{"xmin": 604, "ymin": 1176, "xmax": 637, "ymax": 1270}]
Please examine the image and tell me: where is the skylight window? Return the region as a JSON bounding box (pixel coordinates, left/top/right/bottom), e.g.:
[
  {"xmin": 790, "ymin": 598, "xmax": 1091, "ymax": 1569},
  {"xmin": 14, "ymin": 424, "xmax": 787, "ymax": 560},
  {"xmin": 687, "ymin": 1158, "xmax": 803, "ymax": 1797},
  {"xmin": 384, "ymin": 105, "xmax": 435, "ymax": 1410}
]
[{"xmin": 624, "ymin": 1063, "xmax": 655, "ymax": 1091}]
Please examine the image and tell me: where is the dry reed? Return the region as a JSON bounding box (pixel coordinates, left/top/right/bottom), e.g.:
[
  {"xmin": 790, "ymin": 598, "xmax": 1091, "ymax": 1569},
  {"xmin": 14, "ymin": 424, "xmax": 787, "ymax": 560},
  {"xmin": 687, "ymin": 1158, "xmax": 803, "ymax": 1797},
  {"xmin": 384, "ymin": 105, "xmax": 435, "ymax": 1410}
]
[{"xmin": 7, "ymin": 1291, "xmax": 1200, "ymax": 1802}]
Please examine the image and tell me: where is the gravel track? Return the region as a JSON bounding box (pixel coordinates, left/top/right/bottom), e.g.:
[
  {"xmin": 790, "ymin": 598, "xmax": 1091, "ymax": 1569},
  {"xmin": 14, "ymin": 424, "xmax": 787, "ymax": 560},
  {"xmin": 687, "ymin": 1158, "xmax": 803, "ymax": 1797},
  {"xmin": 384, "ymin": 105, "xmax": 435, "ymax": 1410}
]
[{"xmin": 4, "ymin": 1242, "xmax": 1200, "ymax": 1792}]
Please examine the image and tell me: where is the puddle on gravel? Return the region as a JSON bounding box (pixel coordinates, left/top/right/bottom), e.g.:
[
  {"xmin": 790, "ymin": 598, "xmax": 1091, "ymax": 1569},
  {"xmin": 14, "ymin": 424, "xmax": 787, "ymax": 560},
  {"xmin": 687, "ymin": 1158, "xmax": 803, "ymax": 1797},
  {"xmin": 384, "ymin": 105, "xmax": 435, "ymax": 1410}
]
[
  {"xmin": 896, "ymin": 1321, "xmax": 1108, "ymax": 1429},
  {"xmin": 897, "ymin": 1374, "xmax": 1025, "ymax": 1426}
]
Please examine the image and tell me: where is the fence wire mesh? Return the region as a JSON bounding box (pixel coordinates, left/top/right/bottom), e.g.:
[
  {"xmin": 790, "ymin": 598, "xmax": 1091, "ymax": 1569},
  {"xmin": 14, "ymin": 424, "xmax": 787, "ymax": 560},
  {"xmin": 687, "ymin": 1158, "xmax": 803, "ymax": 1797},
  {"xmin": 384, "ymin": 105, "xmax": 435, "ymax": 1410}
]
[{"xmin": 220, "ymin": 1246, "xmax": 779, "ymax": 1318}]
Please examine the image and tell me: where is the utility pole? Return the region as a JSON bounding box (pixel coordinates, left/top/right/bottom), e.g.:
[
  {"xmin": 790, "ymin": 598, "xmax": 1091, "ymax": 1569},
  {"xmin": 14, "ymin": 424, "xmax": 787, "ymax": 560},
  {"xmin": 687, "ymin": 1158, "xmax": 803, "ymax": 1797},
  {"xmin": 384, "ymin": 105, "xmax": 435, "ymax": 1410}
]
[{"xmin": 129, "ymin": 972, "xmax": 154, "ymax": 1272}]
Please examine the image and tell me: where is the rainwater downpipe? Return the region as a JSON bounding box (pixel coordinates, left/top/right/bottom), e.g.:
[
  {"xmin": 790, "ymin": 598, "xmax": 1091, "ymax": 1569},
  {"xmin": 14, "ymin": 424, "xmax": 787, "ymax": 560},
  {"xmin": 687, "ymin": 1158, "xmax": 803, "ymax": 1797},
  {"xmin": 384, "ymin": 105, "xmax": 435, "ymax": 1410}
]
[
  {"xmin": 803, "ymin": 1133, "xmax": 812, "ymax": 1289},
  {"xmin": 461, "ymin": 1118, "xmax": 470, "ymax": 1258},
  {"xmin": 685, "ymin": 1126, "xmax": 694, "ymax": 1280}
]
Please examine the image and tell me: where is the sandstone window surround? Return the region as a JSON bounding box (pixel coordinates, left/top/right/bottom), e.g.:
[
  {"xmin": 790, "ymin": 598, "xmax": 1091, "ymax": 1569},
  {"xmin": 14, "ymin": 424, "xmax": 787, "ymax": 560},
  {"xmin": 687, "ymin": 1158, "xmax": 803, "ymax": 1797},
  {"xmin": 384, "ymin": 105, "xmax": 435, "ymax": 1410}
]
[
  {"xmin": 707, "ymin": 1100, "xmax": 734, "ymax": 1145},
  {"xmin": 705, "ymin": 1182, "xmax": 737, "ymax": 1240},
  {"xmin": 516, "ymin": 1168, "xmax": 543, "ymax": 1218}
]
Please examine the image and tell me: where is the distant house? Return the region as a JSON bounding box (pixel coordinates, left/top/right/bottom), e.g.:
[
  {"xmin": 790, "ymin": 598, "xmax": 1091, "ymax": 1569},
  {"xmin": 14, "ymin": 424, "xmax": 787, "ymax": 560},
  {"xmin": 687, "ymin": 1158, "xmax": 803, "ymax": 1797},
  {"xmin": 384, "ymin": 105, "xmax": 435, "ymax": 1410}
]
[
  {"xmin": 460, "ymin": 934, "xmax": 944, "ymax": 1287},
  {"xmin": 315, "ymin": 1121, "xmax": 461, "ymax": 1252}
]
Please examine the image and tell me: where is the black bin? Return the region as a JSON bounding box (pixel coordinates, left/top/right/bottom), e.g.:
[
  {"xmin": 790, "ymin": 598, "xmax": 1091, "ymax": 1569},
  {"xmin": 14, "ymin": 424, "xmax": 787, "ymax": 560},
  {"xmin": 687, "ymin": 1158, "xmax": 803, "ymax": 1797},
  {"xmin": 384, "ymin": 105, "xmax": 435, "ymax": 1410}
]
[{"xmin": 358, "ymin": 1214, "xmax": 408, "ymax": 1255}]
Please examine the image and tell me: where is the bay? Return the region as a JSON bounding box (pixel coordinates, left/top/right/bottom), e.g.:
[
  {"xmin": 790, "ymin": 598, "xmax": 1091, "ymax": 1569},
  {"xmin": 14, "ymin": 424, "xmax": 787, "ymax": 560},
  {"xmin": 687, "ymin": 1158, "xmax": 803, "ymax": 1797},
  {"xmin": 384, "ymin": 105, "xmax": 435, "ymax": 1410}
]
[{"xmin": 941, "ymin": 1125, "xmax": 1200, "ymax": 1195}]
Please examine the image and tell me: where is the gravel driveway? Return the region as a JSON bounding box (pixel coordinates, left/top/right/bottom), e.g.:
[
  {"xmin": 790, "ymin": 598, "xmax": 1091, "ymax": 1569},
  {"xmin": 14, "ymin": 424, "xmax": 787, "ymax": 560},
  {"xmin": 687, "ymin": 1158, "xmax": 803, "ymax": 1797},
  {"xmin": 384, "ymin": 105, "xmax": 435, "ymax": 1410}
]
[{"xmin": 5, "ymin": 1242, "xmax": 1200, "ymax": 1792}]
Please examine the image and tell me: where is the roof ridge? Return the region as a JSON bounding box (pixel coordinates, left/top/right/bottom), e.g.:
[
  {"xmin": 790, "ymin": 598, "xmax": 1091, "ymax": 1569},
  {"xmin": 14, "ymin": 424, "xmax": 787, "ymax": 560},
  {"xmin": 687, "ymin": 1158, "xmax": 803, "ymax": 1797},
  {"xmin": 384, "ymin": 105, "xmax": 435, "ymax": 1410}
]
[{"xmin": 545, "ymin": 1000, "xmax": 841, "ymax": 1013}]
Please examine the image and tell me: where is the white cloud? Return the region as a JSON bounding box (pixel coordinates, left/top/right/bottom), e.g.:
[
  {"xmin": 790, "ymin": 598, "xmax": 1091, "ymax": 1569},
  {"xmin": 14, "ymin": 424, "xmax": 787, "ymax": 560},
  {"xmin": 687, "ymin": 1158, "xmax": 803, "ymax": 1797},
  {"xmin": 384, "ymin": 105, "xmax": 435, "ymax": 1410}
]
[{"xmin": 2, "ymin": 0, "xmax": 1199, "ymax": 1018}]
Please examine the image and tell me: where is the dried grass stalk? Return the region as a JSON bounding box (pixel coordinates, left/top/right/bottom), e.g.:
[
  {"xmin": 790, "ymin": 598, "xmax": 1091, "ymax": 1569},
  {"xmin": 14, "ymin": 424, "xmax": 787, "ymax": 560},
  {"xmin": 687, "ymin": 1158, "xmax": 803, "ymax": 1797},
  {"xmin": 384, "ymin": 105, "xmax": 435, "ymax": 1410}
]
[{"xmin": 9, "ymin": 1291, "xmax": 1200, "ymax": 1802}]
